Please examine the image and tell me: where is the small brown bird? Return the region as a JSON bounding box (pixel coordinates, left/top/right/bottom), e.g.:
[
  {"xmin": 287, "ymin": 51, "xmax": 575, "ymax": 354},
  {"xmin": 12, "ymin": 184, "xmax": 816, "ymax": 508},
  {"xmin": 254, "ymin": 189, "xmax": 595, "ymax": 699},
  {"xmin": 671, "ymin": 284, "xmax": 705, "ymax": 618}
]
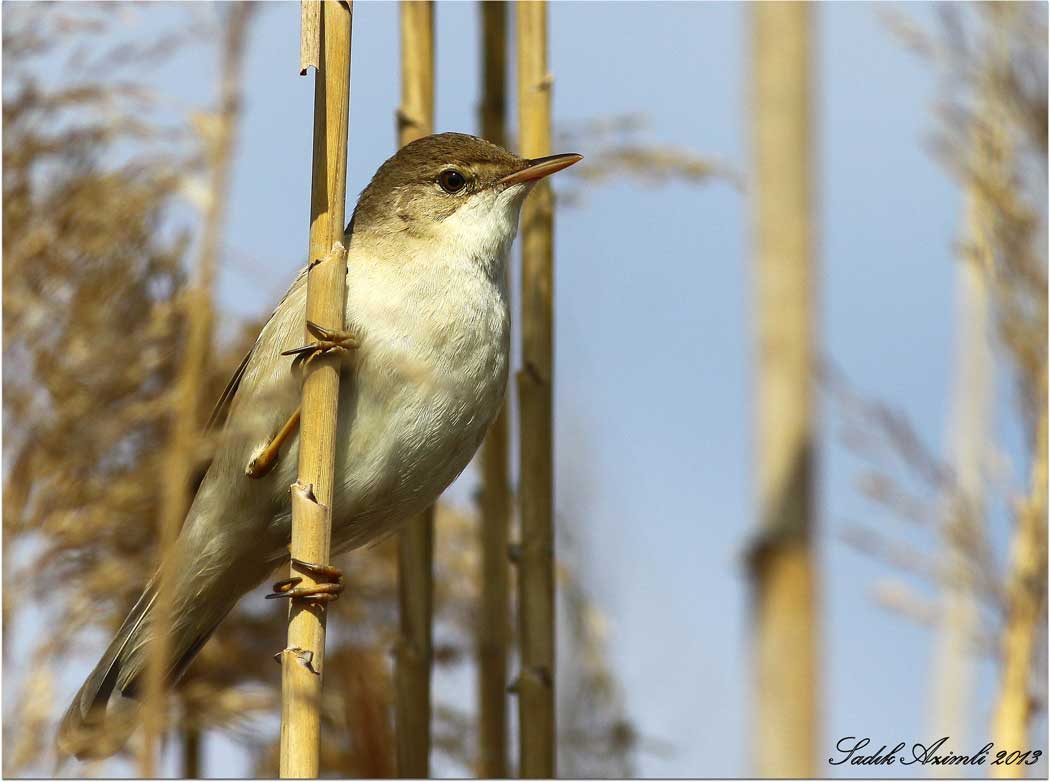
[{"xmin": 58, "ymin": 132, "xmax": 581, "ymax": 760}]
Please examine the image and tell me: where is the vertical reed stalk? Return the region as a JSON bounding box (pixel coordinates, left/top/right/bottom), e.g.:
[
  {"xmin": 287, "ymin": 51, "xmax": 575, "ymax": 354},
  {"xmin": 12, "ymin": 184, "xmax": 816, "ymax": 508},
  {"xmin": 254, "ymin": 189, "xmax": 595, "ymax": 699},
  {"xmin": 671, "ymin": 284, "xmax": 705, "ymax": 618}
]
[
  {"xmin": 344, "ymin": 647, "xmax": 396, "ymax": 778},
  {"xmin": 929, "ymin": 229, "xmax": 988, "ymax": 764},
  {"xmin": 139, "ymin": 6, "xmax": 254, "ymax": 775},
  {"xmin": 279, "ymin": 1, "xmax": 353, "ymax": 776},
  {"xmin": 749, "ymin": 2, "xmax": 818, "ymax": 777},
  {"xmin": 181, "ymin": 716, "xmax": 201, "ymax": 779},
  {"xmin": 516, "ymin": 1, "xmax": 556, "ymax": 776},
  {"xmin": 395, "ymin": 507, "xmax": 433, "ymax": 778},
  {"xmin": 986, "ymin": 8, "xmax": 1048, "ymax": 771},
  {"xmin": 476, "ymin": 1, "xmax": 510, "ymax": 777},
  {"xmin": 929, "ymin": 15, "xmax": 1007, "ymax": 756},
  {"xmin": 992, "ymin": 407, "xmax": 1048, "ymax": 778},
  {"xmin": 394, "ymin": 1, "xmax": 434, "ymax": 777},
  {"xmin": 987, "ymin": 11, "xmax": 1046, "ymax": 743}
]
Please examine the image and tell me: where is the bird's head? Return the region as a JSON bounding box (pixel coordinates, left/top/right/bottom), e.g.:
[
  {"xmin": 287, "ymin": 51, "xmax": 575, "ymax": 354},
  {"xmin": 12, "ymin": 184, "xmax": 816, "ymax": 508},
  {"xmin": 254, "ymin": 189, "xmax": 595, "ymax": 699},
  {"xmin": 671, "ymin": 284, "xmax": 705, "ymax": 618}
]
[{"xmin": 349, "ymin": 132, "xmax": 581, "ymax": 268}]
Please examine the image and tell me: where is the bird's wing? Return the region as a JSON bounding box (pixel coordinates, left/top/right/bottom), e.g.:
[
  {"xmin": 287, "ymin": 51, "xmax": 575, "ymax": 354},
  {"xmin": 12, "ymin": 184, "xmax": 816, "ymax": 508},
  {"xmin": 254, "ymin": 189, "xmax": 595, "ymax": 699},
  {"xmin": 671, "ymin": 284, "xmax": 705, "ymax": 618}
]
[
  {"xmin": 205, "ymin": 348, "xmax": 252, "ymax": 432},
  {"xmin": 205, "ymin": 267, "xmax": 309, "ymax": 433}
]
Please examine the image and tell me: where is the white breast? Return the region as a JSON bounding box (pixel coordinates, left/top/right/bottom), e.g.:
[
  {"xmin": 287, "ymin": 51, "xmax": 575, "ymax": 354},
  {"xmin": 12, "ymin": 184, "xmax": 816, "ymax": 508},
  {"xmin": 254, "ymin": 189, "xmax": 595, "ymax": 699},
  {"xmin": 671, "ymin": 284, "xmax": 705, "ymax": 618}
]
[{"xmin": 325, "ymin": 237, "xmax": 511, "ymax": 551}]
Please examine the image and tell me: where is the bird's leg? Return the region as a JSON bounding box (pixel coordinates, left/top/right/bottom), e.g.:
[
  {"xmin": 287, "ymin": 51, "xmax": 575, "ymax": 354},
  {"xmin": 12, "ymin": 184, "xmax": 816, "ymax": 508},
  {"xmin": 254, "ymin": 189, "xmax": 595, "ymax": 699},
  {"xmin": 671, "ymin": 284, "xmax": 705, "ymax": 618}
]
[
  {"xmin": 245, "ymin": 321, "xmax": 360, "ymax": 479},
  {"xmin": 245, "ymin": 407, "xmax": 302, "ymax": 479},
  {"xmin": 282, "ymin": 320, "xmax": 360, "ymax": 374},
  {"xmin": 266, "ymin": 557, "xmax": 344, "ymax": 604}
]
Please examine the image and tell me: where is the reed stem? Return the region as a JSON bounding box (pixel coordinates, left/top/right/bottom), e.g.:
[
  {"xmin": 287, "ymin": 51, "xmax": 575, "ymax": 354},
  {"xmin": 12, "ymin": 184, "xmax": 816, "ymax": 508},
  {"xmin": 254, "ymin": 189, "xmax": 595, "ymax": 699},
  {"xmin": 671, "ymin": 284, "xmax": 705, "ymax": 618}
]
[{"xmin": 279, "ymin": 2, "xmax": 353, "ymax": 776}]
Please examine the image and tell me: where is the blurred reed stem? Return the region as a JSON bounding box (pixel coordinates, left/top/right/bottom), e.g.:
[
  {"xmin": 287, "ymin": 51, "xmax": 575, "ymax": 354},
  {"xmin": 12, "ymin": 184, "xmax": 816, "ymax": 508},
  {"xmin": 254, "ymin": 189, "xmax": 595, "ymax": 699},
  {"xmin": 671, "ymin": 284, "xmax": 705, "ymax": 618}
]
[
  {"xmin": 987, "ymin": 8, "xmax": 1048, "ymax": 772},
  {"xmin": 342, "ymin": 647, "xmax": 395, "ymax": 777},
  {"xmin": 929, "ymin": 8, "xmax": 1009, "ymax": 759},
  {"xmin": 475, "ymin": 1, "xmax": 511, "ymax": 777},
  {"xmin": 515, "ymin": 1, "xmax": 557, "ymax": 776},
  {"xmin": 992, "ymin": 407, "xmax": 1048, "ymax": 777},
  {"xmin": 279, "ymin": 1, "xmax": 353, "ymax": 776},
  {"xmin": 181, "ymin": 712, "xmax": 201, "ymax": 779},
  {"xmin": 394, "ymin": 1, "xmax": 435, "ymax": 777},
  {"xmin": 395, "ymin": 508, "xmax": 433, "ymax": 778},
  {"xmin": 139, "ymin": 5, "xmax": 254, "ymax": 775},
  {"xmin": 749, "ymin": 2, "xmax": 819, "ymax": 777}
]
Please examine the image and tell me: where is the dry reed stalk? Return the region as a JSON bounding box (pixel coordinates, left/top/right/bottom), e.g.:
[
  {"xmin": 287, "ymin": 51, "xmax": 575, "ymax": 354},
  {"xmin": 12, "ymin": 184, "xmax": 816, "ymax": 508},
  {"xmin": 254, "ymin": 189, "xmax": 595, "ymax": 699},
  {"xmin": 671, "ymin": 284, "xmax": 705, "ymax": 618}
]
[
  {"xmin": 279, "ymin": 1, "xmax": 353, "ymax": 776},
  {"xmin": 394, "ymin": 2, "xmax": 435, "ymax": 776},
  {"xmin": 929, "ymin": 14, "xmax": 1008, "ymax": 756},
  {"xmin": 343, "ymin": 647, "xmax": 396, "ymax": 778},
  {"xmin": 516, "ymin": 1, "xmax": 556, "ymax": 776},
  {"xmin": 982, "ymin": 8, "xmax": 1049, "ymax": 771},
  {"xmin": 475, "ymin": 1, "xmax": 511, "ymax": 776},
  {"xmin": 181, "ymin": 714, "xmax": 202, "ymax": 779},
  {"xmin": 139, "ymin": 6, "xmax": 254, "ymax": 774},
  {"xmin": 749, "ymin": 2, "xmax": 818, "ymax": 777},
  {"xmin": 395, "ymin": 508, "xmax": 434, "ymax": 777},
  {"xmin": 991, "ymin": 407, "xmax": 1048, "ymax": 777},
  {"xmin": 397, "ymin": 0, "xmax": 434, "ymax": 146}
]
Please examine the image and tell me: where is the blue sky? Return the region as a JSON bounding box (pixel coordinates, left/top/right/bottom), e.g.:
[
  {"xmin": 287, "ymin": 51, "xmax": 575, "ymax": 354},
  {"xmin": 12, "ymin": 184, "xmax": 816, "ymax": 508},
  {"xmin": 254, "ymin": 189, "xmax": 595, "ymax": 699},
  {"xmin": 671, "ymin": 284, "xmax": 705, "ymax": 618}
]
[{"xmin": 23, "ymin": 1, "xmax": 1044, "ymax": 777}]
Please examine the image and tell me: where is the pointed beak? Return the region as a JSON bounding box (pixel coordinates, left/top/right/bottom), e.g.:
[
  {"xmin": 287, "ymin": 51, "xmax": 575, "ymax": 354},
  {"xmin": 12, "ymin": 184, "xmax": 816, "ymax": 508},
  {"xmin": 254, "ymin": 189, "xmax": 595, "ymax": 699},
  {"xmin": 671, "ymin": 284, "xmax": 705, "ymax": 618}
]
[{"xmin": 498, "ymin": 152, "xmax": 583, "ymax": 187}]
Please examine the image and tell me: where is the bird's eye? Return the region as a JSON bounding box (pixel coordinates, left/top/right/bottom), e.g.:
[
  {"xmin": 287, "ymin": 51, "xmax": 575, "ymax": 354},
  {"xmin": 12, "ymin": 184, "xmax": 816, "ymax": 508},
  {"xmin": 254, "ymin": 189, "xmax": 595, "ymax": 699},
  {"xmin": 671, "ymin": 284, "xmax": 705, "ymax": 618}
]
[{"xmin": 438, "ymin": 169, "xmax": 467, "ymax": 193}]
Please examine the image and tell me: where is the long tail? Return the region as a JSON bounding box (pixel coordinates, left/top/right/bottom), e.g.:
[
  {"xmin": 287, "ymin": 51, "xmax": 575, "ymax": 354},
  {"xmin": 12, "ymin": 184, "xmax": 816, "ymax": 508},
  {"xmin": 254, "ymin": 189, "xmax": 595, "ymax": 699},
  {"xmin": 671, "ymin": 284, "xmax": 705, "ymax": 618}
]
[{"xmin": 56, "ymin": 571, "xmax": 236, "ymax": 761}]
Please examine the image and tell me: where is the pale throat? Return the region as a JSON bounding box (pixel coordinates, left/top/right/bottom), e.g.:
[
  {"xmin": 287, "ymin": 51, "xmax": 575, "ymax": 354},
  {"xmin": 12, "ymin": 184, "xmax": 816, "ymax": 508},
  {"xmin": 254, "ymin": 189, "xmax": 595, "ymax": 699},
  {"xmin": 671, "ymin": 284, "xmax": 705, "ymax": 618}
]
[{"xmin": 428, "ymin": 183, "xmax": 529, "ymax": 280}]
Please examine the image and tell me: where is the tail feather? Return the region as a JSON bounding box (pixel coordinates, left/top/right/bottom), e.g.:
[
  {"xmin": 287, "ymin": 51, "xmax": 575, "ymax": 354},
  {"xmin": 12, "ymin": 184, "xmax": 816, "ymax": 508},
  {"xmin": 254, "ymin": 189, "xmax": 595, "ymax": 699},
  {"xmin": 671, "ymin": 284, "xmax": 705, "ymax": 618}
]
[
  {"xmin": 55, "ymin": 573, "xmax": 233, "ymax": 762},
  {"xmin": 57, "ymin": 578, "xmax": 158, "ymax": 760}
]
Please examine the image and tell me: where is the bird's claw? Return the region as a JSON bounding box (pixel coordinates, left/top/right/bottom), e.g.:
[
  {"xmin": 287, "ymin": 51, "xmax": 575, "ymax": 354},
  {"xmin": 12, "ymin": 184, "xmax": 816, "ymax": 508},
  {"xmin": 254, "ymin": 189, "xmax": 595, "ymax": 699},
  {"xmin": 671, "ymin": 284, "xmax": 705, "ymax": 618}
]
[
  {"xmin": 266, "ymin": 557, "xmax": 344, "ymax": 604},
  {"xmin": 283, "ymin": 320, "xmax": 359, "ymax": 373}
]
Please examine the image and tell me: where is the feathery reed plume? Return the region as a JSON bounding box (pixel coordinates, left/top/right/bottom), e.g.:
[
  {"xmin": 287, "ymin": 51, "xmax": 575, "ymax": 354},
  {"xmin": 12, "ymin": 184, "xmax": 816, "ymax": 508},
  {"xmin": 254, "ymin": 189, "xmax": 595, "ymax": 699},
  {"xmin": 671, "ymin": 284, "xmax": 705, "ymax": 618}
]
[
  {"xmin": 992, "ymin": 405, "xmax": 1047, "ymax": 776},
  {"xmin": 966, "ymin": 6, "xmax": 1049, "ymax": 772},
  {"xmin": 515, "ymin": 1, "xmax": 557, "ymax": 775},
  {"xmin": 475, "ymin": 1, "xmax": 512, "ymax": 777},
  {"xmin": 557, "ymin": 540, "xmax": 639, "ymax": 777},
  {"xmin": 0, "ymin": 4, "xmax": 222, "ymax": 772},
  {"xmin": 139, "ymin": 5, "xmax": 255, "ymax": 774},
  {"xmin": 831, "ymin": 7, "xmax": 1046, "ymax": 769},
  {"xmin": 279, "ymin": 1, "xmax": 353, "ymax": 776},
  {"xmin": 748, "ymin": 3, "xmax": 819, "ymax": 777},
  {"xmin": 928, "ymin": 4, "xmax": 1014, "ymax": 759},
  {"xmin": 393, "ymin": 1, "xmax": 436, "ymax": 777}
]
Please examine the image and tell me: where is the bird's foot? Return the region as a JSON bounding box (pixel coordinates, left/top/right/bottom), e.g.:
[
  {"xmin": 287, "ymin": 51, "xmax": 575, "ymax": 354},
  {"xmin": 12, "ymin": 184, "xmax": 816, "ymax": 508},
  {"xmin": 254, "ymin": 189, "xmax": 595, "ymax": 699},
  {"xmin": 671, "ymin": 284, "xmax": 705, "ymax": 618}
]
[
  {"xmin": 282, "ymin": 320, "xmax": 359, "ymax": 373},
  {"xmin": 266, "ymin": 558, "xmax": 344, "ymax": 604}
]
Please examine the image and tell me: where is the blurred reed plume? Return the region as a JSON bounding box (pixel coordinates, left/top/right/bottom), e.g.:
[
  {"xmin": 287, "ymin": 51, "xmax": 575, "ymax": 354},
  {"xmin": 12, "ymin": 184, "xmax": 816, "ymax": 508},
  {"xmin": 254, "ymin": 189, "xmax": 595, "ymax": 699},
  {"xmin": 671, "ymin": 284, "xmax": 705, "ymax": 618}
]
[
  {"xmin": 4, "ymin": 3, "xmax": 198, "ymax": 772},
  {"xmin": 1, "ymin": 4, "xmax": 290, "ymax": 774},
  {"xmin": 140, "ymin": 3, "xmax": 255, "ymax": 775},
  {"xmin": 553, "ymin": 113, "xmax": 738, "ymax": 209},
  {"xmin": 831, "ymin": 3, "xmax": 1047, "ymax": 769}
]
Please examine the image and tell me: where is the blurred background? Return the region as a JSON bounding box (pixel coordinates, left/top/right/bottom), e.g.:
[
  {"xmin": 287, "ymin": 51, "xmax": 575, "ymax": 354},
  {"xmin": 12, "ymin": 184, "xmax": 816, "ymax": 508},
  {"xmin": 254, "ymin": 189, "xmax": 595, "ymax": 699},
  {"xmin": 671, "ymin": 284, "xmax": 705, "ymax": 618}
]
[{"xmin": 2, "ymin": 1, "xmax": 1046, "ymax": 778}]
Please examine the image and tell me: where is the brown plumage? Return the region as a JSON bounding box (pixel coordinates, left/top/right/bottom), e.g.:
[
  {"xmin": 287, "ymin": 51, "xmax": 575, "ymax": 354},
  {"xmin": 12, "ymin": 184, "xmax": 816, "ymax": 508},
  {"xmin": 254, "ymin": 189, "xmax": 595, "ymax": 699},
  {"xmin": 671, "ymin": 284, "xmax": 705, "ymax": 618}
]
[{"xmin": 350, "ymin": 133, "xmax": 529, "ymax": 229}]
